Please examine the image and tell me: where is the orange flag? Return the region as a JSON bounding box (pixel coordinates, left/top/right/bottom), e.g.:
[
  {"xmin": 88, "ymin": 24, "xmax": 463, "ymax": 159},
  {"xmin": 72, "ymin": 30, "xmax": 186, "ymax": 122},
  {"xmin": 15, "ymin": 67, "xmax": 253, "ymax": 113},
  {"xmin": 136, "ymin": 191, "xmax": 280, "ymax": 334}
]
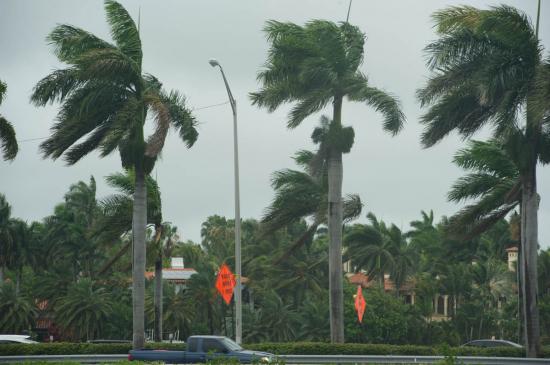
[
  {"xmin": 354, "ymin": 285, "xmax": 366, "ymax": 323},
  {"xmin": 215, "ymin": 264, "xmax": 236, "ymax": 305}
]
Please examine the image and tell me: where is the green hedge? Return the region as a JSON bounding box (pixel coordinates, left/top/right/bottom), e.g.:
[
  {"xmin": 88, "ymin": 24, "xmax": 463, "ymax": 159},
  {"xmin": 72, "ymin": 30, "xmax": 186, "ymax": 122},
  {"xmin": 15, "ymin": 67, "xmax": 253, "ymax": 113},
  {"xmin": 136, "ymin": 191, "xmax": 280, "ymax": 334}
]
[
  {"xmin": 247, "ymin": 342, "xmax": 550, "ymax": 358},
  {"xmin": 0, "ymin": 342, "xmax": 184, "ymax": 356},
  {"xmin": 0, "ymin": 342, "xmax": 548, "ymax": 358}
]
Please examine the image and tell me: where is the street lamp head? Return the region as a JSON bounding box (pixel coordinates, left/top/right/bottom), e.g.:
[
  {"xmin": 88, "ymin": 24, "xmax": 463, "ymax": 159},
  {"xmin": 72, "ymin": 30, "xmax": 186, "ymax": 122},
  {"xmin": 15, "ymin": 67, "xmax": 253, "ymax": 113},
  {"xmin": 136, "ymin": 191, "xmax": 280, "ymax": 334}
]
[{"xmin": 208, "ymin": 59, "xmax": 220, "ymax": 67}]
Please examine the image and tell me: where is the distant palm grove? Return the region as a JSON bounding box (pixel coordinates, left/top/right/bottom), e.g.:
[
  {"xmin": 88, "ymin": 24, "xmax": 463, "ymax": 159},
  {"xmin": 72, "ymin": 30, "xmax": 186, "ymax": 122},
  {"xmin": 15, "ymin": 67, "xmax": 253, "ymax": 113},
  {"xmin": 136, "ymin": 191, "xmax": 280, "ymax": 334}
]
[{"xmin": 1, "ymin": 0, "xmax": 550, "ymax": 359}]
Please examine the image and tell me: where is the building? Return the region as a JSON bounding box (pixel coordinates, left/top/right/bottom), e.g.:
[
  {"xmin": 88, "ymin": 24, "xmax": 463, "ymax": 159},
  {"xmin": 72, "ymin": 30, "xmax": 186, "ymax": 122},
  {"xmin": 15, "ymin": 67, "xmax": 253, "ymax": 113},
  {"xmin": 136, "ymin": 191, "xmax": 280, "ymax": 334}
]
[{"xmin": 145, "ymin": 257, "xmax": 197, "ymax": 293}]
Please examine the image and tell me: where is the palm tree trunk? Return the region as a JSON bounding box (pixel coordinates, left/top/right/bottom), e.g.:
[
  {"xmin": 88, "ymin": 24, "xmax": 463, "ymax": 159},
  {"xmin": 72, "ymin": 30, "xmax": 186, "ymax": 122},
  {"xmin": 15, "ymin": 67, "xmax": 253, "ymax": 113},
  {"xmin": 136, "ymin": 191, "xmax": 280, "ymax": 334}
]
[
  {"xmin": 521, "ymin": 170, "xmax": 541, "ymax": 357},
  {"xmin": 132, "ymin": 166, "xmax": 147, "ymax": 349},
  {"xmin": 97, "ymin": 240, "xmax": 131, "ymax": 276},
  {"xmin": 154, "ymin": 224, "xmax": 163, "ymax": 342},
  {"xmin": 154, "ymin": 255, "xmax": 163, "ymax": 342},
  {"xmin": 328, "ymin": 96, "xmax": 344, "ymax": 343},
  {"xmin": 15, "ymin": 268, "xmax": 21, "ymax": 295},
  {"xmin": 0, "ymin": 266, "xmax": 3, "ymax": 282}
]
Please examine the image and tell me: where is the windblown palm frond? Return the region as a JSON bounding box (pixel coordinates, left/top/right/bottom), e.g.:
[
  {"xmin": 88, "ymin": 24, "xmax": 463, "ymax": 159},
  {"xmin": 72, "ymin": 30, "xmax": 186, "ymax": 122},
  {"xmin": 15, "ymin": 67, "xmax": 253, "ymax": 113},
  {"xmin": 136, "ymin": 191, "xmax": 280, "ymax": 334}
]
[
  {"xmin": 418, "ymin": 5, "xmax": 542, "ymax": 148},
  {"xmin": 31, "ymin": 1, "xmax": 198, "ymax": 171},
  {"xmin": 0, "ymin": 80, "xmax": 18, "ymax": 161},
  {"xmin": 251, "ymin": 20, "xmax": 404, "ymax": 132},
  {"xmin": 447, "ymin": 140, "xmax": 520, "ymax": 239}
]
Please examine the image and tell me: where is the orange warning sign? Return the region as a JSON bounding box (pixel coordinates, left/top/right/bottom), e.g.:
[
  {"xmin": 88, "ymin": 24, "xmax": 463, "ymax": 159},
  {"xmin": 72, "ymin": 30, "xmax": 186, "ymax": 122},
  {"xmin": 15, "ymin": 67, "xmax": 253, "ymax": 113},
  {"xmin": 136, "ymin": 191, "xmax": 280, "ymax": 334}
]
[
  {"xmin": 215, "ymin": 264, "xmax": 236, "ymax": 305},
  {"xmin": 354, "ymin": 285, "xmax": 366, "ymax": 323}
]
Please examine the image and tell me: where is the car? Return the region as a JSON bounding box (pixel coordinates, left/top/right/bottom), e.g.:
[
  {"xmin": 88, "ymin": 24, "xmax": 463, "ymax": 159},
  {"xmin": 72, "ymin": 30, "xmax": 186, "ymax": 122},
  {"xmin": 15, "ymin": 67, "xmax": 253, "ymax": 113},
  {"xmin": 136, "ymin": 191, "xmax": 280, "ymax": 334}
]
[
  {"xmin": 0, "ymin": 335, "xmax": 38, "ymax": 344},
  {"xmin": 129, "ymin": 335, "xmax": 274, "ymax": 363},
  {"xmin": 462, "ymin": 339, "xmax": 523, "ymax": 348}
]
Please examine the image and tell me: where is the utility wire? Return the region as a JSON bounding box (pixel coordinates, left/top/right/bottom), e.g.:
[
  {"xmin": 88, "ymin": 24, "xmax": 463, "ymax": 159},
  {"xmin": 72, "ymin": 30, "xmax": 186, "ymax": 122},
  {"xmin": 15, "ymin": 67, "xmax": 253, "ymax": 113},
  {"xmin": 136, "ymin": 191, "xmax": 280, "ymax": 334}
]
[
  {"xmin": 192, "ymin": 100, "xmax": 230, "ymax": 111},
  {"xmin": 16, "ymin": 100, "xmax": 231, "ymax": 143},
  {"xmin": 17, "ymin": 136, "xmax": 48, "ymax": 143}
]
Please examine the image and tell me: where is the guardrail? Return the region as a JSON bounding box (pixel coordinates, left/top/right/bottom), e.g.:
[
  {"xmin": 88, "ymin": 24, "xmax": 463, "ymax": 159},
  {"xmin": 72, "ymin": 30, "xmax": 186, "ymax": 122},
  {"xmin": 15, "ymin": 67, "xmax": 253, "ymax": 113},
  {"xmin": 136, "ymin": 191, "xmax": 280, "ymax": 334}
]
[
  {"xmin": 281, "ymin": 354, "xmax": 550, "ymax": 364},
  {"xmin": 0, "ymin": 354, "xmax": 549, "ymax": 364}
]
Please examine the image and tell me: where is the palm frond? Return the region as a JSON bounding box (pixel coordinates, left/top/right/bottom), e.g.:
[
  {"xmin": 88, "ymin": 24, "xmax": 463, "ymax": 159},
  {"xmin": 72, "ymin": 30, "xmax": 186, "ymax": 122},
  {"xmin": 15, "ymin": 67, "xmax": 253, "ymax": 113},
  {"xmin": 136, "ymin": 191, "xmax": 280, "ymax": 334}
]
[
  {"xmin": 0, "ymin": 116, "xmax": 18, "ymax": 161},
  {"xmin": 349, "ymin": 83, "xmax": 404, "ymax": 135},
  {"xmin": 0, "ymin": 80, "xmax": 6, "ymax": 105},
  {"xmin": 342, "ymin": 194, "xmax": 362, "ymax": 223},
  {"xmin": 47, "ymin": 24, "xmax": 115, "ymax": 64},
  {"xmin": 418, "ymin": 5, "xmax": 540, "ymax": 147},
  {"xmin": 104, "ymin": 0, "xmax": 142, "ymax": 66},
  {"xmin": 160, "ymin": 90, "xmax": 198, "ymax": 148}
]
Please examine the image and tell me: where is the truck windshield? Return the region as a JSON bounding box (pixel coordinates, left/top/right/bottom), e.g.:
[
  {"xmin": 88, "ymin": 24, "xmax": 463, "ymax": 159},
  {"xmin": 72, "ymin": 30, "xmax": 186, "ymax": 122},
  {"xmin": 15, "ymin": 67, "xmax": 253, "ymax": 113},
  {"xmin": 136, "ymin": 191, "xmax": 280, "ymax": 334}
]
[{"xmin": 221, "ymin": 337, "xmax": 243, "ymax": 351}]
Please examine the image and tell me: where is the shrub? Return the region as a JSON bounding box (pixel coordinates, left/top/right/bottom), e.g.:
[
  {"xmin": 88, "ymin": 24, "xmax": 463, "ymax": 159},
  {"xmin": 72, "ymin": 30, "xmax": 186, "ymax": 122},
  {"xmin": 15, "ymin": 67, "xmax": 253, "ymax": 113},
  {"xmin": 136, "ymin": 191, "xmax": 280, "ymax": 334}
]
[
  {"xmin": 0, "ymin": 341, "xmax": 547, "ymax": 358},
  {"xmin": 0, "ymin": 342, "xmax": 184, "ymax": 356}
]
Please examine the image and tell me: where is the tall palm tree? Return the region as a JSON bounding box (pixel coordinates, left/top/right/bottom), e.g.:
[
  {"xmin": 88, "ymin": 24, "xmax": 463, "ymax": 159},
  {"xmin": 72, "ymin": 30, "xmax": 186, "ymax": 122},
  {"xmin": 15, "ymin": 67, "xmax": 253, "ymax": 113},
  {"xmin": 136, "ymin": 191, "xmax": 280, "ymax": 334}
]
[
  {"xmin": 31, "ymin": 1, "xmax": 198, "ymax": 348},
  {"xmin": 262, "ymin": 118, "xmax": 363, "ymax": 264},
  {"xmin": 447, "ymin": 140, "xmax": 520, "ymax": 239},
  {"xmin": 251, "ymin": 21, "xmax": 404, "ymax": 342},
  {"xmin": 417, "ymin": 5, "xmax": 549, "ymax": 355},
  {"xmin": 0, "ymin": 80, "xmax": 18, "ymax": 161}
]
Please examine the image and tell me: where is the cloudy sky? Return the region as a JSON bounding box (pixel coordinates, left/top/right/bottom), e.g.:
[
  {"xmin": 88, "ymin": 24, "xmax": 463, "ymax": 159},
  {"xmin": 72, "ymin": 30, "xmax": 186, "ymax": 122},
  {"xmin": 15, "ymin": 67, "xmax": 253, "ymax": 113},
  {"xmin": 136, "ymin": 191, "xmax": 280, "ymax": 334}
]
[{"xmin": 1, "ymin": 0, "xmax": 549, "ymax": 247}]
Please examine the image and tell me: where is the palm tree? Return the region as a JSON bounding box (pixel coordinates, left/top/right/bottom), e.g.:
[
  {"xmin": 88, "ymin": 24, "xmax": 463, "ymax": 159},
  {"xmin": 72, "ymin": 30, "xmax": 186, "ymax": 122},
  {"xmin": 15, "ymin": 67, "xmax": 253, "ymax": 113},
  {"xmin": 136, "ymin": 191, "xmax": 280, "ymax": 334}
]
[
  {"xmin": 96, "ymin": 169, "xmax": 168, "ymax": 341},
  {"xmin": 55, "ymin": 278, "xmax": 113, "ymax": 341},
  {"xmin": 344, "ymin": 213, "xmax": 417, "ymax": 293},
  {"xmin": 0, "ymin": 194, "xmax": 14, "ymax": 283},
  {"xmin": 439, "ymin": 263, "xmax": 472, "ymax": 316},
  {"xmin": 31, "ymin": 1, "xmax": 198, "ymax": 347},
  {"xmin": 251, "ymin": 21, "xmax": 404, "ymax": 341},
  {"xmin": 417, "ymin": 5, "xmax": 549, "ymax": 355},
  {"xmin": 0, "ymin": 80, "xmax": 18, "ymax": 161},
  {"xmin": 447, "ymin": 140, "xmax": 520, "ymax": 239},
  {"xmin": 6, "ymin": 219, "xmax": 30, "ymax": 294},
  {"xmin": 152, "ymin": 223, "xmax": 179, "ymax": 341},
  {"xmin": 408, "ymin": 210, "xmax": 443, "ymax": 272},
  {"xmin": 262, "ymin": 119, "xmax": 363, "ymax": 264},
  {"xmin": 471, "ymin": 258, "xmax": 513, "ymax": 338},
  {"xmin": 0, "ymin": 281, "xmax": 37, "ymax": 333}
]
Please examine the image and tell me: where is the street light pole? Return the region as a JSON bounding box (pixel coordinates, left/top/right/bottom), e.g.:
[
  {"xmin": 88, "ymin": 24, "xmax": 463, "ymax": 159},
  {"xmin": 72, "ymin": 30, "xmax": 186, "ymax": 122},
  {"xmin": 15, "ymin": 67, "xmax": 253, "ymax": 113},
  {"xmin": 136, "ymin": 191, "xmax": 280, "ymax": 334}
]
[{"xmin": 209, "ymin": 59, "xmax": 242, "ymax": 344}]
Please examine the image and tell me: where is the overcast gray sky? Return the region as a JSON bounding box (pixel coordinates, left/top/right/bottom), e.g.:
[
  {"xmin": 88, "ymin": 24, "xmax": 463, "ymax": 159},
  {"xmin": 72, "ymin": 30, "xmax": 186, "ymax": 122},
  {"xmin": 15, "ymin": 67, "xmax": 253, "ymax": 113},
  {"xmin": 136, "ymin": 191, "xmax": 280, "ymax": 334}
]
[{"xmin": 1, "ymin": 0, "xmax": 549, "ymax": 247}]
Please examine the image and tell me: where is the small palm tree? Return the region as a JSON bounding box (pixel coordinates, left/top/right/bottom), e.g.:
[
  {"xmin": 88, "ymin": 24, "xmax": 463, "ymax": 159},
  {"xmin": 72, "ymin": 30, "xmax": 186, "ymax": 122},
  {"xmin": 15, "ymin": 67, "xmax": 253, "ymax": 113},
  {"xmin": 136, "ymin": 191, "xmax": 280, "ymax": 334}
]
[
  {"xmin": 0, "ymin": 194, "xmax": 14, "ymax": 283},
  {"xmin": 0, "ymin": 80, "xmax": 18, "ymax": 161},
  {"xmin": 96, "ymin": 169, "xmax": 168, "ymax": 341},
  {"xmin": 344, "ymin": 213, "xmax": 416, "ymax": 293},
  {"xmin": 251, "ymin": 20, "xmax": 404, "ymax": 342},
  {"xmin": 0, "ymin": 281, "xmax": 37, "ymax": 333},
  {"xmin": 55, "ymin": 278, "xmax": 113, "ymax": 341},
  {"xmin": 262, "ymin": 118, "xmax": 363, "ymax": 264},
  {"xmin": 31, "ymin": 0, "xmax": 198, "ymax": 348}
]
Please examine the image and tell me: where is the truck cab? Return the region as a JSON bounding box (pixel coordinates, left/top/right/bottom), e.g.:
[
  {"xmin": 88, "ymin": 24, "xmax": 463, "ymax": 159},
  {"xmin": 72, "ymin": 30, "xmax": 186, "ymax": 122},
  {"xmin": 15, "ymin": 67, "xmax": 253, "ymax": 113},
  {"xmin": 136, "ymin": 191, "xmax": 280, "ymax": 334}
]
[{"xmin": 129, "ymin": 335, "xmax": 274, "ymax": 364}]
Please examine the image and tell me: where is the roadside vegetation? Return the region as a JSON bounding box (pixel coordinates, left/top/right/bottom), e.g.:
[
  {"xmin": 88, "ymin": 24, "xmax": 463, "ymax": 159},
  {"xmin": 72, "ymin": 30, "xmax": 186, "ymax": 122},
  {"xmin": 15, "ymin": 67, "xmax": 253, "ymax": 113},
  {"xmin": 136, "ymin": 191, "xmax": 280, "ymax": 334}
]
[{"xmin": 1, "ymin": 0, "xmax": 549, "ymax": 358}]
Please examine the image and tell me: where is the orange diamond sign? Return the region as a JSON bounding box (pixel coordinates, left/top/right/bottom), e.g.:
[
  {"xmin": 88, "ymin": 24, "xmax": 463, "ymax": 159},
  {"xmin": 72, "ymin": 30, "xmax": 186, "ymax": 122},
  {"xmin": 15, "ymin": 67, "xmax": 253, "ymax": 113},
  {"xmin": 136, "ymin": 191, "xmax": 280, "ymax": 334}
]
[
  {"xmin": 354, "ymin": 285, "xmax": 366, "ymax": 323},
  {"xmin": 215, "ymin": 264, "xmax": 236, "ymax": 305}
]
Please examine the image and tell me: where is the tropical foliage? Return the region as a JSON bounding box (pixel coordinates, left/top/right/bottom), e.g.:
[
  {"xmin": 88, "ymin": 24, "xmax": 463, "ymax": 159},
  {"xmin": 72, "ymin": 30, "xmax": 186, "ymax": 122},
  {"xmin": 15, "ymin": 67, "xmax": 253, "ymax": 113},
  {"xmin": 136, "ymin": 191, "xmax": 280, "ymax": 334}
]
[
  {"xmin": 30, "ymin": 0, "xmax": 198, "ymax": 349},
  {"xmin": 0, "ymin": 80, "xmax": 18, "ymax": 161},
  {"xmin": 2, "ymin": 0, "xmax": 550, "ymax": 358}
]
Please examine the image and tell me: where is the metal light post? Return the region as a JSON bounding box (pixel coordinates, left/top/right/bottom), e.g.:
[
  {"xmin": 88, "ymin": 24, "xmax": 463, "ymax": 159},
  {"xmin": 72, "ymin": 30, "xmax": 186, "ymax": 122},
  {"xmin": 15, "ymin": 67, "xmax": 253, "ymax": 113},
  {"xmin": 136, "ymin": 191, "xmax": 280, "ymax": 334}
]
[{"xmin": 209, "ymin": 58, "xmax": 242, "ymax": 344}]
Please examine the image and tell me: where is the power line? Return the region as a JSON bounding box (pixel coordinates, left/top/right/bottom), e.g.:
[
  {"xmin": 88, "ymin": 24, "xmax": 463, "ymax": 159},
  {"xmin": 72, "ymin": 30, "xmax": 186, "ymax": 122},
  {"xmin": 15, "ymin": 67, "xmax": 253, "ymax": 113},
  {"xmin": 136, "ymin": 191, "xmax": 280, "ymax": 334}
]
[
  {"xmin": 16, "ymin": 101, "xmax": 231, "ymax": 143},
  {"xmin": 17, "ymin": 136, "xmax": 48, "ymax": 143},
  {"xmin": 192, "ymin": 100, "xmax": 230, "ymax": 111}
]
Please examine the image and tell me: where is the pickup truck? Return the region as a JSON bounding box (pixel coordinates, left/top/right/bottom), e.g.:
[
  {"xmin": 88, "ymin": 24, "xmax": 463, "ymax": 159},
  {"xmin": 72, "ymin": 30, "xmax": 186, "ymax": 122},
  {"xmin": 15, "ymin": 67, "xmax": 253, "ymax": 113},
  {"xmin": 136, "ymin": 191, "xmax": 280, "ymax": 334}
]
[{"xmin": 128, "ymin": 335, "xmax": 275, "ymax": 364}]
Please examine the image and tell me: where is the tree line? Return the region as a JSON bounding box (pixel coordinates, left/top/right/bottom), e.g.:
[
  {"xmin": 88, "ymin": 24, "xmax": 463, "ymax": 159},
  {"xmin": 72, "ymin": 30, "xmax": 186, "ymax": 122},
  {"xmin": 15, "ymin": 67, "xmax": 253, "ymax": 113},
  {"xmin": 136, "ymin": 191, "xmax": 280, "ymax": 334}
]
[{"xmin": 0, "ymin": 0, "xmax": 549, "ymax": 357}]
